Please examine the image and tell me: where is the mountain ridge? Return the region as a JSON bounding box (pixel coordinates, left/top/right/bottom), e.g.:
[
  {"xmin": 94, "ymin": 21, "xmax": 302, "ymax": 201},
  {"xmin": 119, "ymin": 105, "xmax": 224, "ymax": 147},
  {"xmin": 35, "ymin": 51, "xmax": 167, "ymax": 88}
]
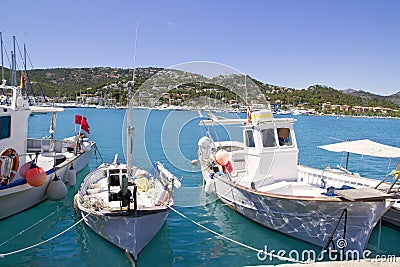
[{"xmin": 3, "ymin": 66, "xmax": 400, "ymax": 109}]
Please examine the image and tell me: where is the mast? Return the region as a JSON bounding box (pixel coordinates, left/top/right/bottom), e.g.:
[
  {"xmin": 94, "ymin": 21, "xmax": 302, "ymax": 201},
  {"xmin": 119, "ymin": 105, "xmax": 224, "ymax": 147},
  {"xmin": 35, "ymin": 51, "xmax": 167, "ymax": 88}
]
[
  {"xmin": 23, "ymin": 43, "xmax": 31, "ymax": 102},
  {"xmin": 10, "ymin": 36, "xmax": 17, "ymax": 87},
  {"xmin": 245, "ymin": 74, "xmax": 248, "ymax": 105},
  {"xmin": 126, "ymin": 18, "xmax": 139, "ymax": 178},
  {"xmin": 1, "ymin": 32, "xmax": 4, "ymax": 83}
]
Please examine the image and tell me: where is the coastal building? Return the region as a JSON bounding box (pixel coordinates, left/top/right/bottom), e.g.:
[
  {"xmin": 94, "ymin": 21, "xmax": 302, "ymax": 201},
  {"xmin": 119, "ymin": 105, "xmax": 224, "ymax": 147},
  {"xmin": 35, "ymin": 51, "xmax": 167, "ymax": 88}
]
[{"xmin": 322, "ymin": 102, "xmax": 398, "ymax": 116}]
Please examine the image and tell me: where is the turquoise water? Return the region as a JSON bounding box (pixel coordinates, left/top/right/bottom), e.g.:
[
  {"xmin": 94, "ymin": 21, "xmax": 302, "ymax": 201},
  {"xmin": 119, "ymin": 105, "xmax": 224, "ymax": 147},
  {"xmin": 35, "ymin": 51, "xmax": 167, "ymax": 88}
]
[{"xmin": 0, "ymin": 108, "xmax": 399, "ymax": 266}]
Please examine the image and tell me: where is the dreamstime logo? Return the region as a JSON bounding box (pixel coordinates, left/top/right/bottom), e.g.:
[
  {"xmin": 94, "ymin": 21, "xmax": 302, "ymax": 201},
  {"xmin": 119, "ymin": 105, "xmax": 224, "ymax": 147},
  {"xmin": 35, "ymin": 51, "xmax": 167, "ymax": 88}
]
[
  {"xmin": 256, "ymin": 239, "xmax": 397, "ymax": 263},
  {"xmin": 122, "ymin": 61, "xmax": 266, "ymax": 207},
  {"xmin": 336, "ymin": 238, "xmax": 347, "ymax": 249}
]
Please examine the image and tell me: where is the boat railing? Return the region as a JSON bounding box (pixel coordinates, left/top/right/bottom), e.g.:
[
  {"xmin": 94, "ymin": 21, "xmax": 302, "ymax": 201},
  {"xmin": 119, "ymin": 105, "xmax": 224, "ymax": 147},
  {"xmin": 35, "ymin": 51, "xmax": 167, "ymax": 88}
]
[
  {"xmin": 79, "ymin": 169, "xmax": 105, "ymax": 198},
  {"xmin": 27, "ymin": 138, "xmax": 70, "ymax": 154},
  {"xmin": 297, "ymin": 165, "xmax": 382, "ymax": 189}
]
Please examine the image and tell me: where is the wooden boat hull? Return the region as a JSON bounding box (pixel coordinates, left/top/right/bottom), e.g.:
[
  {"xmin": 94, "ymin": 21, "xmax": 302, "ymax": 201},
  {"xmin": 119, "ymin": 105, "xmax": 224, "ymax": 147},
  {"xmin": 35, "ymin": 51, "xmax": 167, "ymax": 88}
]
[
  {"xmin": 76, "ymin": 162, "xmax": 178, "ymax": 260},
  {"xmin": 212, "ymin": 175, "xmax": 392, "ymax": 257},
  {"xmin": 79, "ymin": 208, "xmax": 169, "ymax": 259},
  {"xmin": 297, "ymin": 164, "xmax": 400, "ymax": 228}
]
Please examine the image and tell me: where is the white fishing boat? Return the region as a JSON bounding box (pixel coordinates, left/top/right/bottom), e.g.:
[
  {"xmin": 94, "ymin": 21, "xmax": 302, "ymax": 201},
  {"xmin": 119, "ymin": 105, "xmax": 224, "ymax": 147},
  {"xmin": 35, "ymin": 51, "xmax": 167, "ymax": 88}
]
[
  {"xmin": 76, "ymin": 20, "xmax": 180, "ymax": 260},
  {"xmin": 0, "ymin": 83, "xmax": 94, "ymax": 219},
  {"xmin": 0, "ymin": 34, "xmax": 95, "ymax": 219},
  {"xmin": 76, "ymin": 159, "xmax": 180, "ymax": 260},
  {"xmin": 197, "ymin": 106, "xmax": 399, "ymax": 258},
  {"xmin": 299, "ymin": 139, "xmax": 400, "ymax": 228}
]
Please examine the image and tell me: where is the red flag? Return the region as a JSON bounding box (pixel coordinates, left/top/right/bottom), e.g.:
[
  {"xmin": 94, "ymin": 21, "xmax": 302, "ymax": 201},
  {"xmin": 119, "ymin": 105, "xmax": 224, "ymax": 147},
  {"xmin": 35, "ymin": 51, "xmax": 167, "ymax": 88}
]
[
  {"xmin": 80, "ymin": 116, "xmax": 90, "ymax": 134},
  {"xmin": 74, "ymin": 115, "xmax": 83, "ymax": 124}
]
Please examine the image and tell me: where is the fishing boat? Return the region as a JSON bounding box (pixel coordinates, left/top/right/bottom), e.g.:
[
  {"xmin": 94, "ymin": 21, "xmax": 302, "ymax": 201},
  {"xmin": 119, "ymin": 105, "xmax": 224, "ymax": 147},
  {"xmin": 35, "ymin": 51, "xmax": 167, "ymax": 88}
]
[
  {"xmin": 0, "ymin": 34, "xmax": 95, "ymax": 219},
  {"xmin": 0, "ymin": 82, "xmax": 94, "ymax": 219},
  {"xmin": 298, "ymin": 139, "xmax": 400, "ymax": 228},
  {"xmin": 76, "ymin": 158, "xmax": 180, "ymax": 260},
  {"xmin": 76, "ymin": 19, "xmax": 180, "ymax": 260},
  {"xmin": 197, "ymin": 106, "xmax": 399, "ymax": 258}
]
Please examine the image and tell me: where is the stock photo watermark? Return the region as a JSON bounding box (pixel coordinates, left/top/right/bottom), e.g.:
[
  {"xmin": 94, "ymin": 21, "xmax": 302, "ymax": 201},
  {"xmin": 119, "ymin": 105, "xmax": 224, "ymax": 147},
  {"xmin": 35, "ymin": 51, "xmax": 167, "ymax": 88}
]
[
  {"xmin": 124, "ymin": 61, "xmax": 264, "ymax": 208},
  {"xmin": 257, "ymin": 239, "xmax": 397, "ymax": 263}
]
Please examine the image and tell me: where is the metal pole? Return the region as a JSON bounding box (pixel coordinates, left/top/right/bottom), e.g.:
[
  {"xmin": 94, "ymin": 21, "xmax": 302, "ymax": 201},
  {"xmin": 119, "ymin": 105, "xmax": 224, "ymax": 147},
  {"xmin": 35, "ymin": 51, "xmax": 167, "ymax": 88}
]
[
  {"xmin": 1, "ymin": 32, "xmax": 4, "ymax": 82},
  {"xmin": 13, "ymin": 36, "xmax": 16, "ymax": 86},
  {"xmin": 11, "ymin": 36, "xmax": 17, "ymax": 86},
  {"xmin": 126, "ymin": 18, "xmax": 139, "ymax": 178}
]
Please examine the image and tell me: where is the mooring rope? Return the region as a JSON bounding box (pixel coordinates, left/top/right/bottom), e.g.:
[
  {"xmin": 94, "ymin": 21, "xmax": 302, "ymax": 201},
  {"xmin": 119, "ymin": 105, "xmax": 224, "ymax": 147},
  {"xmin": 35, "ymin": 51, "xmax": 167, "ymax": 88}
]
[
  {"xmin": 0, "ymin": 210, "xmax": 92, "ymax": 258},
  {"xmin": 169, "ymin": 206, "xmax": 306, "ymax": 264},
  {"xmin": 0, "ymin": 205, "xmax": 66, "ymax": 248}
]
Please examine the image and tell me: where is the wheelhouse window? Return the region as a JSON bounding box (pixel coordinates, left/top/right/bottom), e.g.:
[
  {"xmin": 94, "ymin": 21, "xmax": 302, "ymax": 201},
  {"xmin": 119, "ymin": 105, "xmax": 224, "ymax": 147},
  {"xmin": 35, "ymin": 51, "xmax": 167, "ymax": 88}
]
[
  {"xmin": 0, "ymin": 116, "xmax": 11, "ymax": 139},
  {"xmin": 245, "ymin": 130, "xmax": 255, "ymax": 147},
  {"xmin": 261, "ymin": 128, "xmax": 276, "ymax": 147},
  {"xmin": 277, "ymin": 128, "xmax": 292, "ymax": 146}
]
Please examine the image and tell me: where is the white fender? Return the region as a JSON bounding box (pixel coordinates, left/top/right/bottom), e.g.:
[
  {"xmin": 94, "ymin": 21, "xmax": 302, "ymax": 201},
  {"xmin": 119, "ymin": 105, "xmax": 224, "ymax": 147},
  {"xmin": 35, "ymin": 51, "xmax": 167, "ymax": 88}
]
[
  {"xmin": 204, "ymin": 177, "xmax": 215, "ymax": 195},
  {"xmin": 47, "ymin": 177, "xmax": 67, "ymax": 201},
  {"xmin": 67, "ymin": 165, "xmax": 77, "ymax": 186}
]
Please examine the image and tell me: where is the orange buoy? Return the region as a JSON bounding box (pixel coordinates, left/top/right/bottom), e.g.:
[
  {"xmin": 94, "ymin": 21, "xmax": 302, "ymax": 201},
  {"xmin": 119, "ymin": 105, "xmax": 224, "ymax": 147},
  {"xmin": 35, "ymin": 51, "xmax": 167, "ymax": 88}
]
[
  {"xmin": 26, "ymin": 166, "xmax": 47, "ymax": 187},
  {"xmin": 215, "ymin": 149, "xmax": 230, "ymax": 166}
]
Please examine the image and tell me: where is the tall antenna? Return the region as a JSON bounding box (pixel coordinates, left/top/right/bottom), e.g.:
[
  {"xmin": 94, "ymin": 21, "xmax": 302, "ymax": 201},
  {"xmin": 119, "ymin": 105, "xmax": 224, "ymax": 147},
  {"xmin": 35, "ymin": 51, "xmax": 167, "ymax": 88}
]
[
  {"xmin": 132, "ymin": 17, "xmax": 139, "ymax": 86},
  {"xmin": 1, "ymin": 32, "xmax": 4, "ymax": 82},
  {"xmin": 126, "ymin": 18, "xmax": 139, "ymax": 178}
]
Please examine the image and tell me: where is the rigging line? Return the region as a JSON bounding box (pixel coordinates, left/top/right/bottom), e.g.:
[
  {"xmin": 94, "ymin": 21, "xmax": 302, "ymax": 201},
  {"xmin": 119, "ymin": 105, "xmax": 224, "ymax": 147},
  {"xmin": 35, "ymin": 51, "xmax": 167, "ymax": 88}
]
[
  {"xmin": 1, "ymin": 40, "xmax": 12, "ymax": 71},
  {"xmin": 16, "ymin": 40, "xmax": 36, "ymax": 99},
  {"xmin": 25, "ymin": 48, "xmax": 46, "ymax": 99},
  {"xmin": 15, "ymin": 40, "xmax": 25, "ymax": 66},
  {"xmin": 93, "ymin": 143, "xmax": 104, "ymax": 162},
  {"xmin": 355, "ymin": 154, "xmax": 364, "ymax": 174},
  {"xmin": 169, "ymin": 206, "xmax": 306, "ymax": 264},
  {"xmin": 0, "ymin": 205, "xmax": 66, "ymax": 248},
  {"xmin": 0, "ymin": 210, "xmax": 93, "ymax": 258}
]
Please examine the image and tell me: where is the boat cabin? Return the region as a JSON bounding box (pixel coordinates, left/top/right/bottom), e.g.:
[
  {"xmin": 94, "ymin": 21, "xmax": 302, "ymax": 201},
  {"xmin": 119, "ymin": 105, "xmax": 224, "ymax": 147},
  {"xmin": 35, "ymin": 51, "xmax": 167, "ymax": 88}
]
[
  {"xmin": 0, "ymin": 87, "xmax": 31, "ymax": 161},
  {"xmin": 238, "ymin": 111, "xmax": 299, "ymax": 186}
]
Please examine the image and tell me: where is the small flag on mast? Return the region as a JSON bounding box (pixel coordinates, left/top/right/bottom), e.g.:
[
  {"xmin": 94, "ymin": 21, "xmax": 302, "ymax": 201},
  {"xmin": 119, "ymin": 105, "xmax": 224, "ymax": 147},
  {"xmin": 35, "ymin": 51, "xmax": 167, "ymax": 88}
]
[
  {"xmin": 74, "ymin": 115, "xmax": 82, "ymax": 124},
  {"xmin": 74, "ymin": 115, "xmax": 90, "ymax": 134}
]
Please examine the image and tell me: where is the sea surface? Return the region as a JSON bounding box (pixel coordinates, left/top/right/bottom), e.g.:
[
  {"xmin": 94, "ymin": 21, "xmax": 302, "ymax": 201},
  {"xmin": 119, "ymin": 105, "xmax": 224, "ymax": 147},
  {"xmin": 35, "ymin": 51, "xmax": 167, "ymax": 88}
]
[{"xmin": 0, "ymin": 108, "xmax": 399, "ymax": 267}]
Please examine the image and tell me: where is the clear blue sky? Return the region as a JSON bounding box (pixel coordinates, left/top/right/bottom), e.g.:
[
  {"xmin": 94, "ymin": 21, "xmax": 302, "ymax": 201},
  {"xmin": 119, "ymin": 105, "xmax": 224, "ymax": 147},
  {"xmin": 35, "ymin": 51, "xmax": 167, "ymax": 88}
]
[{"xmin": 1, "ymin": 0, "xmax": 399, "ymax": 95}]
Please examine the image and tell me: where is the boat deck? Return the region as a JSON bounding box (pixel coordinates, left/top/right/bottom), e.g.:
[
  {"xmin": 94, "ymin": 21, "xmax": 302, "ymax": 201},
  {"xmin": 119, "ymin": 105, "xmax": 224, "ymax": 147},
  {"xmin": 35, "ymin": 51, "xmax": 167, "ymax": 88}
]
[
  {"xmin": 335, "ymin": 187, "xmax": 396, "ymax": 201},
  {"xmin": 83, "ymin": 176, "xmax": 158, "ymax": 211},
  {"xmin": 257, "ymin": 181, "xmax": 328, "ymax": 197}
]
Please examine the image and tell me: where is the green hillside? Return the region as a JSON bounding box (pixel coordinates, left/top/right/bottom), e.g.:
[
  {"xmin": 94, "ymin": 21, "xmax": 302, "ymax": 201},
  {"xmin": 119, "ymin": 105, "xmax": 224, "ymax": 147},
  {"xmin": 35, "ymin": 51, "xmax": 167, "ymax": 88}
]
[{"xmin": 2, "ymin": 67, "xmax": 399, "ymax": 115}]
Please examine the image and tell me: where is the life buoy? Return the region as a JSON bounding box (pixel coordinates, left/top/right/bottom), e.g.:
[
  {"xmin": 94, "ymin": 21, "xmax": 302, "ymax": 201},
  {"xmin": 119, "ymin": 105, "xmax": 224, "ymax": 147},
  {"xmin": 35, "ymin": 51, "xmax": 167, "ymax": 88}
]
[{"xmin": 0, "ymin": 148, "xmax": 20, "ymax": 186}]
